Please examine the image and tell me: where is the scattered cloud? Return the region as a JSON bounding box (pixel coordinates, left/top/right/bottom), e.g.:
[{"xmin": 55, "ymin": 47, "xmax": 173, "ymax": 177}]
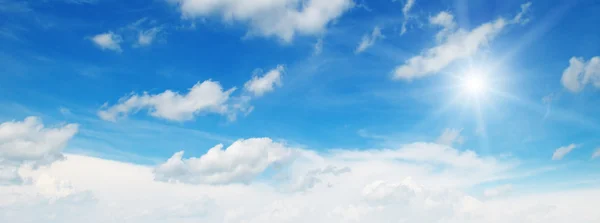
[
  {"xmin": 154, "ymin": 138, "xmax": 296, "ymax": 185},
  {"xmin": 484, "ymin": 184, "xmax": 513, "ymax": 197},
  {"xmin": 98, "ymin": 80, "xmax": 235, "ymax": 122},
  {"xmin": 313, "ymin": 38, "xmax": 323, "ymax": 55},
  {"xmin": 128, "ymin": 18, "xmax": 164, "ymax": 47},
  {"xmin": 0, "ymin": 117, "xmax": 78, "ymax": 184},
  {"xmin": 512, "ymin": 2, "xmax": 532, "ymax": 25},
  {"xmin": 136, "ymin": 27, "xmax": 162, "ymax": 46},
  {"xmin": 592, "ymin": 148, "xmax": 600, "ymax": 159},
  {"xmin": 552, "ymin": 144, "xmax": 577, "ymax": 160},
  {"xmin": 170, "ymin": 0, "xmax": 354, "ymax": 42},
  {"xmin": 244, "ymin": 65, "xmax": 284, "ymax": 97},
  {"xmin": 436, "ymin": 128, "xmax": 465, "ymax": 146},
  {"xmin": 393, "ymin": 4, "xmax": 531, "ymax": 80},
  {"xmin": 561, "ymin": 56, "xmax": 600, "ymax": 92},
  {"xmin": 401, "ymin": 0, "xmax": 416, "ymax": 35},
  {"xmin": 355, "ymin": 26, "xmax": 384, "ymax": 54},
  {"xmin": 98, "ymin": 65, "xmax": 284, "ymax": 122},
  {"xmin": 90, "ymin": 32, "xmax": 123, "ymax": 52}
]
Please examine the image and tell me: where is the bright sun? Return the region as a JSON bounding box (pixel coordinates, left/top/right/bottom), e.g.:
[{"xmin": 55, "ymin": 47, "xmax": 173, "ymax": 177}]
[{"xmin": 461, "ymin": 68, "xmax": 489, "ymax": 97}]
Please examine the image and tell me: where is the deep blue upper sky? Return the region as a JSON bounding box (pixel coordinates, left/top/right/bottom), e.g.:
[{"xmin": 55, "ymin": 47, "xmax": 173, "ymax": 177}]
[{"xmin": 1, "ymin": 0, "xmax": 599, "ymax": 173}]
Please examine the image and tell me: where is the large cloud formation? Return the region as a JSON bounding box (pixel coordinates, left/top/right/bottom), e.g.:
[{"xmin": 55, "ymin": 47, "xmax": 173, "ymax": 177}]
[{"xmin": 1, "ymin": 138, "xmax": 599, "ymax": 222}]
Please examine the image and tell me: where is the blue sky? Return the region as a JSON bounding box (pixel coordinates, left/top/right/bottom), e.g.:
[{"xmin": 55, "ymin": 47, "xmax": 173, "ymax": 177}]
[{"xmin": 1, "ymin": 0, "xmax": 600, "ymax": 222}]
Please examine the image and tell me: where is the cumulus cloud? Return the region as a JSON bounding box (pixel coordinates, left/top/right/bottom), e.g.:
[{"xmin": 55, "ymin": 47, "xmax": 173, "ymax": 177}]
[
  {"xmin": 436, "ymin": 128, "xmax": 464, "ymax": 146},
  {"xmin": 99, "ymin": 65, "xmax": 284, "ymax": 122},
  {"xmin": 169, "ymin": 0, "xmax": 354, "ymax": 42},
  {"xmin": 154, "ymin": 138, "xmax": 295, "ymax": 184},
  {"xmin": 244, "ymin": 65, "xmax": 284, "ymax": 97},
  {"xmin": 355, "ymin": 26, "xmax": 383, "ymax": 54},
  {"xmin": 0, "ymin": 117, "xmax": 78, "ymax": 184},
  {"xmin": 560, "ymin": 56, "xmax": 600, "ymax": 92},
  {"xmin": 90, "ymin": 32, "xmax": 123, "ymax": 52},
  {"xmin": 1, "ymin": 138, "xmax": 598, "ymax": 222},
  {"xmin": 401, "ymin": 0, "xmax": 416, "ymax": 35},
  {"xmin": 393, "ymin": 3, "xmax": 531, "ymax": 80},
  {"xmin": 552, "ymin": 144, "xmax": 577, "ymax": 160},
  {"xmin": 98, "ymin": 80, "xmax": 235, "ymax": 122}
]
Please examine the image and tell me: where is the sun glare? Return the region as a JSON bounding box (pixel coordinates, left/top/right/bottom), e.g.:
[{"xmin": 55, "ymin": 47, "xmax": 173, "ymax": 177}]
[{"xmin": 461, "ymin": 68, "xmax": 489, "ymax": 97}]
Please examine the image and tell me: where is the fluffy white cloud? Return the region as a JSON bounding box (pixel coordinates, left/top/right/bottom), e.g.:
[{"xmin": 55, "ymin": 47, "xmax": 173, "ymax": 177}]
[
  {"xmin": 355, "ymin": 26, "xmax": 383, "ymax": 54},
  {"xmin": 592, "ymin": 148, "xmax": 600, "ymax": 159},
  {"xmin": 90, "ymin": 32, "xmax": 123, "ymax": 52},
  {"xmin": 560, "ymin": 56, "xmax": 600, "ymax": 92},
  {"xmin": 98, "ymin": 80, "xmax": 236, "ymax": 122},
  {"xmin": 100, "ymin": 66, "xmax": 284, "ymax": 122},
  {"xmin": 1, "ymin": 150, "xmax": 598, "ymax": 223},
  {"xmin": 552, "ymin": 144, "xmax": 577, "ymax": 160},
  {"xmin": 393, "ymin": 3, "xmax": 531, "ymax": 80},
  {"xmin": 393, "ymin": 11, "xmax": 505, "ymax": 80},
  {"xmin": 436, "ymin": 128, "xmax": 464, "ymax": 146},
  {"xmin": 154, "ymin": 138, "xmax": 295, "ymax": 184},
  {"xmin": 0, "ymin": 117, "xmax": 78, "ymax": 184},
  {"xmin": 169, "ymin": 0, "xmax": 354, "ymax": 42},
  {"xmin": 244, "ymin": 65, "xmax": 284, "ymax": 97},
  {"xmin": 401, "ymin": 0, "xmax": 415, "ymax": 35},
  {"xmin": 484, "ymin": 184, "xmax": 512, "ymax": 197}
]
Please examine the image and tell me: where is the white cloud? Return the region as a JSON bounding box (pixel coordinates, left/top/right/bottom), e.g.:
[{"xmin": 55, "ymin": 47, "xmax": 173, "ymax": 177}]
[
  {"xmin": 154, "ymin": 138, "xmax": 296, "ymax": 184},
  {"xmin": 400, "ymin": 0, "xmax": 415, "ymax": 35},
  {"xmin": 99, "ymin": 65, "xmax": 285, "ymax": 122},
  {"xmin": 137, "ymin": 27, "xmax": 162, "ymax": 46},
  {"xmin": 98, "ymin": 80, "xmax": 236, "ymax": 122},
  {"xmin": 393, "ymin": 10, "xmax": 506, "ymax": 80},
  {"xmin": 355, "ymin": 26, "xmax": 383, "ymax": 54},
  {"xmin": 561, "ymin": 56, "xmax": 600, "ymax": 92},
  {"xmin": 244, "ymin": 65, "xmax": 284, "ymax": 97},
  {"xmin": 90, "ymin": 32, "xmax": 123, "ymax": 52},
  {"xmin": 436, "ymin": 128, "xmax": 464, "ymax": 146},
  {"xmin": 393, "ymin": 4, "xmax": 532, "ymax": 80},
  {"xmin": 512, "ymin": 2, "xmax": 532, "ymax": 25},
  {"xmin": 0, "ymin": 117, "xmax": 78, "ymax": 184},
  {"xmin": 1, "ymin": 151, "xmax": 598, "ymax": 222},
  {"xmin": 484, "ymin": 184, "xmax": 513, "ymax": 197},
  {"xmin": 313, "ymin": 38, "xmax": 323, "ymax": 55},
  {"xmin": 552, "ymin": 144, "xmax": 577, "ymax": 160},
  {"xmin": 170, "ymin": 0, "xmax": 354, "ymax": 42},
  {"xmin": 592, "ymin": 148, "xmax": 600, "ymax": 159}
]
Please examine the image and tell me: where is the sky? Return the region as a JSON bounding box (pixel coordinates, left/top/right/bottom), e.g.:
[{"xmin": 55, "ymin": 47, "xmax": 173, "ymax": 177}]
[{"xmin": 1, "ymin": 0, "xmax": 600, "ymax": 222}]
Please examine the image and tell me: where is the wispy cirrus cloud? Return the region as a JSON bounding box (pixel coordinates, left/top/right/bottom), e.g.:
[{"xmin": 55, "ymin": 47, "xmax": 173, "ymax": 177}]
[
  {"xmin": 355, "ymin": 26, "xmax": 384, "ymax": 54},
  {"xmin": 552, "ymin": 144, "xmax": 577, "ymax": 160}
]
